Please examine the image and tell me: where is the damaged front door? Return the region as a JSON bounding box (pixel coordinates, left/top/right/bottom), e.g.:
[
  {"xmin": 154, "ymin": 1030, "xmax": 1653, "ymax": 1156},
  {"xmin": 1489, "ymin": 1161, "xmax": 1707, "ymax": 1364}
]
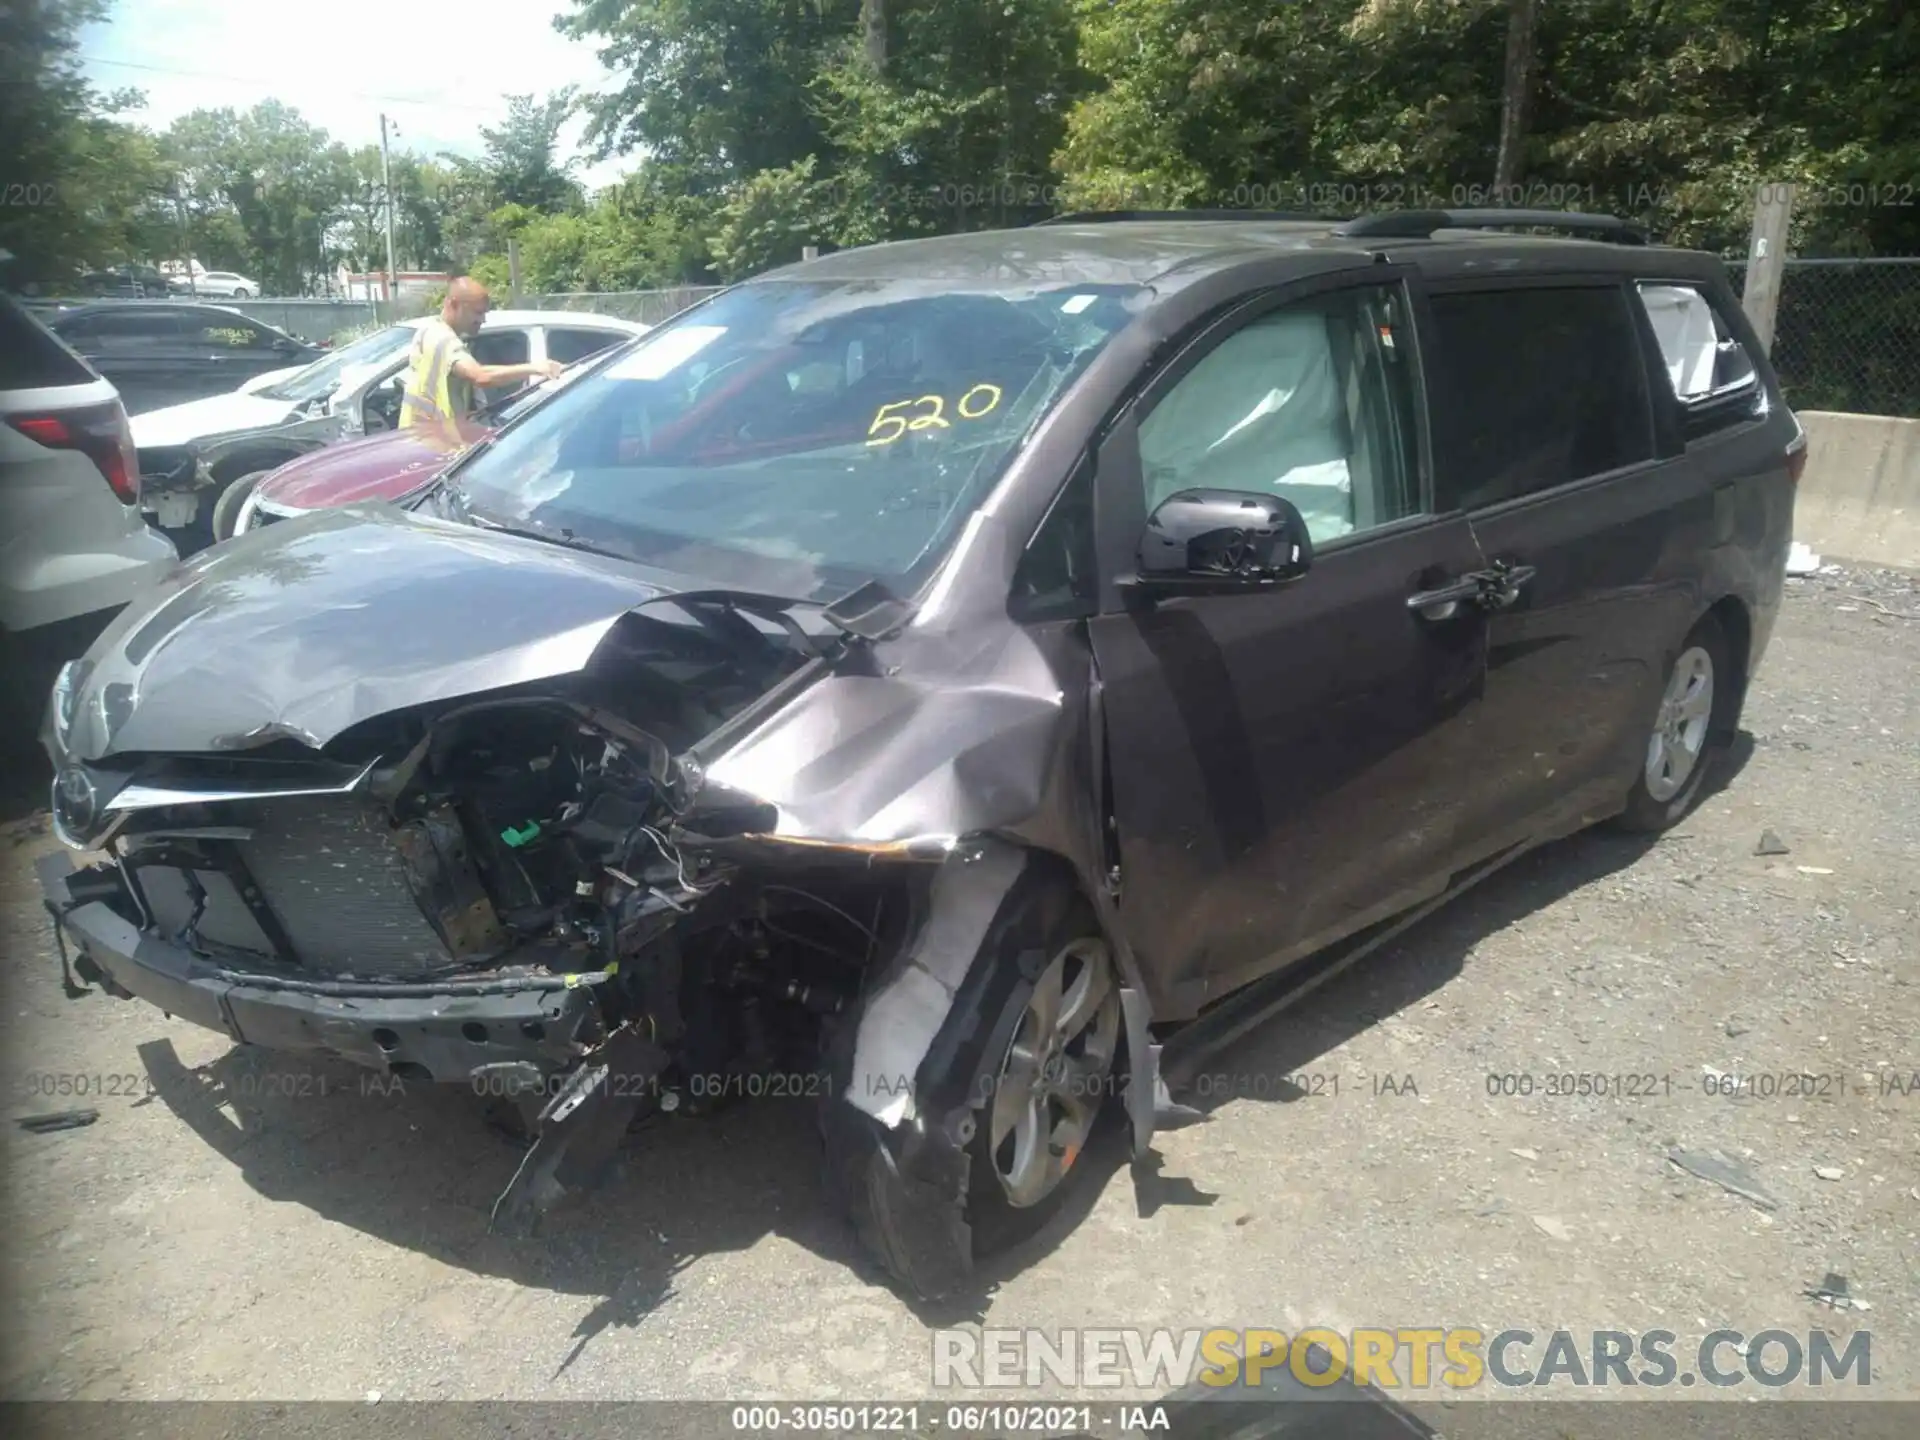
[{"xmin": 1086, "ymin": 274, "xmax": 1493, "ymax": 1016}]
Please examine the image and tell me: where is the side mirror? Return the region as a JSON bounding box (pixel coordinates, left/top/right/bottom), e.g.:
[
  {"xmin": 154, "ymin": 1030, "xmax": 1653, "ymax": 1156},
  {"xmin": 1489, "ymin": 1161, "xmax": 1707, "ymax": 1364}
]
[
  {"xmin": 271, "ymin": 336, "xmax": 303, "ymax": 353},
  {"xmin": 1132, "ymin": 488, "xmax": 1314, "ymax": 596}
]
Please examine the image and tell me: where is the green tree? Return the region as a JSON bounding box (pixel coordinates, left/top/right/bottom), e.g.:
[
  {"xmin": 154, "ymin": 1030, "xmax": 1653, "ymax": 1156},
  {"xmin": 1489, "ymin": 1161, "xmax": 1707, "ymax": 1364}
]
[
  {"xmin": 559, "ymin": 0, "xmax": 861, "ymax": 186},
  {"xmin": 479, "ymin": 91, "xmax": 584, "ymax": 212},
  {"xmin": 162, "ymin": 102, "xmax": 357, "ymax": 293},
  {"xmin": 0, "ymin": 0, "xmax": 177, "ymax": 286}
]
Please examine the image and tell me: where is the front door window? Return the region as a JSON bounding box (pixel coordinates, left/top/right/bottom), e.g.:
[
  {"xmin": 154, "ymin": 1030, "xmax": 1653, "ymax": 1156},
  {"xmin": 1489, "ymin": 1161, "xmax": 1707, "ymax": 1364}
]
[{"xmin": 1137, "ymin": 284, "xmax": 1421, "ymax": 543}]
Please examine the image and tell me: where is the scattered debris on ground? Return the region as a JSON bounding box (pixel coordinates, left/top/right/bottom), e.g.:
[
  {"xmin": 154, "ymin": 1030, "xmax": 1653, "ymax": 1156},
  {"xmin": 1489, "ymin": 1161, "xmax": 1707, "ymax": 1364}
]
[
  {"xmin": 16, "ymin": 1109, "xmax": 99, "ymax": 1134},
  {"xmin": 1805, "ymin": 1273, "xmax": 1873, "ymax": 1312},
  {"xmin": 1666, "ymin": 1147, "xmax": 1781, "ymax": 1210}
]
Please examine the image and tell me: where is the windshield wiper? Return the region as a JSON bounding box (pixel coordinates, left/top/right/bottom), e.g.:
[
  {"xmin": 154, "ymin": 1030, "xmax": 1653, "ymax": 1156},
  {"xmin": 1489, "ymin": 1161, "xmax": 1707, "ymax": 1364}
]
[{"xmin": 457, "ymin": 503, "xmax": 624, "ymax": 561}]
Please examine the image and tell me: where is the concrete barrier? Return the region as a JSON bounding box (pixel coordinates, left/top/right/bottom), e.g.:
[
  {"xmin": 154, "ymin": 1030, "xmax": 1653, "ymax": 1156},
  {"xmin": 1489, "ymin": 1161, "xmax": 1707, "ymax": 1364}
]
[{"xmin": 1795, "ymin": 410, "xmax": 1920, "ymax": 569}]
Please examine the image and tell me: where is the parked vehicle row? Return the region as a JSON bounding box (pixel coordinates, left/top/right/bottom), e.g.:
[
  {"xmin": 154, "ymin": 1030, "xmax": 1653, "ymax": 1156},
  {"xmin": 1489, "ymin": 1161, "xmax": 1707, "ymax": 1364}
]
[
  {"xmin": 32, "ymin": 208, "xmax": 1800, "ymax": 1305},
  {"xmin": 0, "ymin": 296, "xmax": 179, "ymax": 738},
  {"xmin": 120, "ymin": 308, "xmax": 649, "ymax": 546},
  {"xmin": 0, "ymin": 296, "xmax": 178, "ymax": 639},
  {"xmin": 63, "ymin": 266, "xmax": 259, "ymax": 299},
  {"xmin": 168, "ymin": 270, "xmax": 259, "ymax": 299},
  {"xmin": 43, "ymin": 302, "xmax": 324, "ymax": 415}
]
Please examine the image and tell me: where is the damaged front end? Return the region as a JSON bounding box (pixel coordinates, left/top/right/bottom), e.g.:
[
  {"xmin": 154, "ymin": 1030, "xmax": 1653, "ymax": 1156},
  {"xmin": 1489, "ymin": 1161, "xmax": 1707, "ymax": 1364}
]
[
  {"xmin": 45, "ymin": 588, "xmax": 922, "ymax": 1232},
  {"xmin": 39, "ymin": 507, "xmax": 1169, "ymax": 1296},
  {"xmin": 137, "ymin": 410, "xmax": 349, "ymax": 530}
]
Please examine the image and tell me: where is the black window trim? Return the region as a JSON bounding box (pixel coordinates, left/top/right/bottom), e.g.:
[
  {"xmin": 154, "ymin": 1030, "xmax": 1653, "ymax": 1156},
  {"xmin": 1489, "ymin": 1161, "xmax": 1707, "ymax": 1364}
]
[
  {"xmin": 1009, "ymin": 450, "xmax": 1099, "ymax": 625},
  {"xmin": 1422, "ymin": 274, "xmax": 1666, "ymax": 517}
]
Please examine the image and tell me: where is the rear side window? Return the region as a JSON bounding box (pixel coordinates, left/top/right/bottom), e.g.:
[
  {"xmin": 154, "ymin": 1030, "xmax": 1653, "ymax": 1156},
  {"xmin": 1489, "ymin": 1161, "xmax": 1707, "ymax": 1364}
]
[
  {"xmin": 546, "ymin": 327, "xmax": 627, "ymax": 365},
  {"xmin": 62, "ymin": 309, "xmax": 186, "ymax": 344},
  {"xmin": 1635, "ymin": 282, "xmax": 1763, "ymax": 439},
  {"xmin": 0, "ymin": 298, "xmax": 95, "ymax": 389},
  {"xmin": 471, "ymin": 330, "xmax": 531, "ymax": 366},
  {"xmin": 1429, "ymin": 285, "xmax": 1655, "ymax": 510}
]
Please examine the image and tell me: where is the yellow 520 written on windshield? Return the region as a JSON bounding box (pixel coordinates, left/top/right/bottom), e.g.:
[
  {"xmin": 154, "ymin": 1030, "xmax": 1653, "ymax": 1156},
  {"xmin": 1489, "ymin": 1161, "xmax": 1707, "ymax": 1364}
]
[{"xmin": 867, "ymin": 383, "xmax": 1003, "ymax": 445}]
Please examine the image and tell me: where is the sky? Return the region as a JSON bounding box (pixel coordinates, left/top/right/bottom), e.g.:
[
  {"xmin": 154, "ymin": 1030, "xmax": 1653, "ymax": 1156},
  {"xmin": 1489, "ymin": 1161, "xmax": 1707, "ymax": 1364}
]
[{"xmin": 79, "ymin": 0, "xmax": 638, "ymax": 192}]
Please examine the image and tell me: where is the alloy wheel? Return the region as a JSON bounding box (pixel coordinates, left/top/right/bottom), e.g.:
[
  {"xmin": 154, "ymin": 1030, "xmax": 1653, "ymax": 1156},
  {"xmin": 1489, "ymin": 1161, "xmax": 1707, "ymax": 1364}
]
[
  {"xmin": 986, "ymin": 937, "xmax": 1121, "ymax": 1209},
  {"xmin": 1645, "ymin": 644, "xmax": 1714, "ymax": 802}
]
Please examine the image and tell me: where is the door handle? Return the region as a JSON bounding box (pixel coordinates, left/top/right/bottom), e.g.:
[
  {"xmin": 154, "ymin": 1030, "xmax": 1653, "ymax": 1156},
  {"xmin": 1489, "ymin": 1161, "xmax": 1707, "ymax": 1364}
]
[
  {"xmin": 1406, "ymin": 575, "xmax": 1485, "ymax": 619},
  {"xmin": 1480, "ymin": 561, "xmax": 1536, "ymax": 609},
  {"xmin": 1407, "ymin": 562, "xmax": 1537, "ymax": 620}
]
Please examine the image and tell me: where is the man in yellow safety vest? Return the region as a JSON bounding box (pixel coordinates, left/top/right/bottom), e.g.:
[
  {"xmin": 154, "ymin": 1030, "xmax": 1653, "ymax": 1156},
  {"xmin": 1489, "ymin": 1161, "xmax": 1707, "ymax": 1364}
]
[{"xmin": 399, "ymin": 276, "xmax": 562, "ymax": 447}]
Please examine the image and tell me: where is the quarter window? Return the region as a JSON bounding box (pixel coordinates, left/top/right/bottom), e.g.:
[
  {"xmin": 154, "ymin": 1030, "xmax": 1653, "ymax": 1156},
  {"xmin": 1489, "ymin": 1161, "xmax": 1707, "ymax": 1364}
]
[
  {"xmin": 1136, "ymin": 284, "xmax": 1421, "ymax": 544},
  {"xmin": 1429, "ymin": 285, "xmax": 1655, "ymax": 510},
  {"xmin": 1635, "ymin": 282, "xmax": 1762, "ymax": 439}
]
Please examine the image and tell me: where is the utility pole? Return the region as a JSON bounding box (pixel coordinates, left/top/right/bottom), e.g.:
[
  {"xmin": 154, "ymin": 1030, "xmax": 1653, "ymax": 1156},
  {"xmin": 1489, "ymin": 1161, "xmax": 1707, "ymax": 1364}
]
[
  {"xmin": 1742, "ymin": 182, "xmax": 1795, "ymax": 356},
  {"xmin": 379, "ymin": 113, "xmax": 399, "ymax": 312},
  {"xmin": 173, "ymin": 185, "xmax": 196, "ymax": 295}
]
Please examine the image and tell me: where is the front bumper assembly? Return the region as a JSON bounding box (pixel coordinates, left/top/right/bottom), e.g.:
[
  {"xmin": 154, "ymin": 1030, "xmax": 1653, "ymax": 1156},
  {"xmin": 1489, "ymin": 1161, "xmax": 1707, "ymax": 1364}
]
[{"xmin": 37, "ymin": 852, "xmax": 598, "ymax": 1081}]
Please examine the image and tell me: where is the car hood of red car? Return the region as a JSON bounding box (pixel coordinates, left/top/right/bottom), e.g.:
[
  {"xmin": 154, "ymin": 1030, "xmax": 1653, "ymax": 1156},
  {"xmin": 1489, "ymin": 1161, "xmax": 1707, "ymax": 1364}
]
[{"xmin": 254, "ymin": 424, "xmax": 495, "ymax": 511}]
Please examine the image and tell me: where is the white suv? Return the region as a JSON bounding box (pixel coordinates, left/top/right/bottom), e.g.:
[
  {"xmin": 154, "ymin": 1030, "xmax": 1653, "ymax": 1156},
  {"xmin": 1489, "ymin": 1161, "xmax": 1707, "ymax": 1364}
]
[{"xmin": 1, "ymin": 296, "xmax": 176, "ymax": 638}]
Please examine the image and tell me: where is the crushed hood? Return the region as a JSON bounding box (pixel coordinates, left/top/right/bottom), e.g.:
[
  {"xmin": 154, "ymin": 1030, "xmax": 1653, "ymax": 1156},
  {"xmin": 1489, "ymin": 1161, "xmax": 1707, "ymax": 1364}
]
[
  {"xmin": 253, "ymin": 426, "xmax": 480, "ymax": 510},
  {"xmin": 129, "ymin": 390, "xmax": 301, "ymax": 449},
  {"xmin": 57, "ymin": 505, "xmax": 670, "ymax": 763}
]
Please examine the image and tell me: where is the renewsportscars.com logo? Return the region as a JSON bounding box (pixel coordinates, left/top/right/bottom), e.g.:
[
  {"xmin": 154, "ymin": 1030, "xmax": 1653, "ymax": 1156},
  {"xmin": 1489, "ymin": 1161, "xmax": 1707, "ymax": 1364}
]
[{"xmin": 932, "ymin": 1327, "xmax": 1874, "ymax": 1392}]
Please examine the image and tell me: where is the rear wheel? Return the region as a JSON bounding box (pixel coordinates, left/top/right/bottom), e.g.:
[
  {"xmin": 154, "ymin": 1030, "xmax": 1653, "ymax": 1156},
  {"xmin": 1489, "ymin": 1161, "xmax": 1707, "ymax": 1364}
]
[
  {"xmin": 210, "ymin": 471, "xmax": 271, "ymax": 542},
  {"xmin": 1613, "ymin": 613, "xmax": 1732, "ymax": 832}
]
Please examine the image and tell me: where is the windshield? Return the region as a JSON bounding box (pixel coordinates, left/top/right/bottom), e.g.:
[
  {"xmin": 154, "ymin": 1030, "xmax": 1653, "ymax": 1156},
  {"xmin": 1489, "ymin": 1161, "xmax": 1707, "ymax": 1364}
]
[
  {"xmin": 483, "ymin": 336, "xmax": 638, "ymax": 426},
  {"xmin": 451, "ymin": 280, "xmax": 1145, "ymax": 601},
  {"xmin": 256, "ymin": 324, "xmax": 417, "ymax": 404}
]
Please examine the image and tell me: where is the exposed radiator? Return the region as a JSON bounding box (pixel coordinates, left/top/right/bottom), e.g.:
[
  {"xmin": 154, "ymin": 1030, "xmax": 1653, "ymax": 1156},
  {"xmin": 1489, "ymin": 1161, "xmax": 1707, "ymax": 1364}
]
[
  {"xmin": 139, "ymin": 800, "xmax": 456, "ymax": 979},
  {"xmin": 238, "ymin": 799, "xmax": 454, "ymax": 977}
]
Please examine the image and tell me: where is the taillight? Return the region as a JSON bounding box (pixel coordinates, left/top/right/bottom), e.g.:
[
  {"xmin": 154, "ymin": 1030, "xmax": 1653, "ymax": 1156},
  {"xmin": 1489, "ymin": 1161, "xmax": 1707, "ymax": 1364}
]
[
  {"xmin": 6, "ymin": 400, "xmax": 140, "ymax": 504},
  {"xmin": 1785, "ymin": 424, "xmax": 1808, "ymax": 484},
  {"xmin": 1783, "ymin": 411, "xmax": 1809, "ymax": 484}
]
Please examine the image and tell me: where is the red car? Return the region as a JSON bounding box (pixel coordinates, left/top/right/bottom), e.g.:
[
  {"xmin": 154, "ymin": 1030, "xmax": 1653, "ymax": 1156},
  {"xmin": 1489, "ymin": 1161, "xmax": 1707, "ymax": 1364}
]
[
  {"xmin": 230, "ymin": 418, "xmax": 487, "ymax": 534},
  {"xmin": 225, "ymin": 322, "xmax": 650, "ymax": 536}
]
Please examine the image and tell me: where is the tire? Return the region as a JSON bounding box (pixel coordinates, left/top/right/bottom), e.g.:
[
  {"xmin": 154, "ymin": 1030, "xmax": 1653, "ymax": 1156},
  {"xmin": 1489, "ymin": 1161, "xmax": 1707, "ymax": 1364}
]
[
  {"xmin": 821, "ymin": 872, "xmax": 1122, "ymax": 1297},
  {"xmin": 1612, "ymin": 612, "xmax": 1733, "ymax": 833},
  {"xmin": 210, "ymin": 470, "xmax": 271, "ymax": 542}
]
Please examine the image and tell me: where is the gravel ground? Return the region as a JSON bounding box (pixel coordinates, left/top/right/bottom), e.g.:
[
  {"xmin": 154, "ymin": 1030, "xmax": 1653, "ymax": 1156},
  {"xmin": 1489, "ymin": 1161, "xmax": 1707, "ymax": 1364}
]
[{"xmin": 1, "ymin": 565, "xmax": 1915, "ymax": 1409}]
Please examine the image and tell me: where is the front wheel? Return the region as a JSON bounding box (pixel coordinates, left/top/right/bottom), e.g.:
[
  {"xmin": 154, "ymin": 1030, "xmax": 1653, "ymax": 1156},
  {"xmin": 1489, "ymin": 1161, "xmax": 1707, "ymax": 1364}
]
[
  {"xmin": 210, "ymin": 471, "xmax": 271, "ymax": 542},
  {"xmin": 1612, "ymin": 613, "xmax": 1733, "ymax": 832},
  {"xmin": 821, "ymin": 873, "xmax": 1122, "ymax": 1298}
]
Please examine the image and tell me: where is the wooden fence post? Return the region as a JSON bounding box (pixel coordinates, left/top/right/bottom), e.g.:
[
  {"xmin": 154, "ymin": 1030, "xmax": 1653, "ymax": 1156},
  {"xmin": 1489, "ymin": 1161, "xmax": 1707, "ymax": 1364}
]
[{"xmin": 1742, "ymin": 183, "xmax": 1795, "ymax": 355}]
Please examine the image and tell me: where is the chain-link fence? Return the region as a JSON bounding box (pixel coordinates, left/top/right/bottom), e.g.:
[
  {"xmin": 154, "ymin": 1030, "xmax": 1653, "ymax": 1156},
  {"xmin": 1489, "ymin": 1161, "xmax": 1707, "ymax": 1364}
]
[
  {"xmin": 26, "ymin": 264, "xmax": 1920, "ymax": 416},
  {"xmin": 1725, "ymin": 257, "xmax": 1920, "ymax": 418},
  {"xmin": 519, "ymin": 287, "xmax": 727, "ymax": 326}
]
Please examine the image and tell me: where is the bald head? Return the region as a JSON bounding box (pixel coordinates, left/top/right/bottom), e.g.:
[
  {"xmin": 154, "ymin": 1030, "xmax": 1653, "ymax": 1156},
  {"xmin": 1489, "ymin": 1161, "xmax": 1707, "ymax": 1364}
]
[{"xmin": 443, "ymin": 276, "xmax": 490, "ymax": 337}]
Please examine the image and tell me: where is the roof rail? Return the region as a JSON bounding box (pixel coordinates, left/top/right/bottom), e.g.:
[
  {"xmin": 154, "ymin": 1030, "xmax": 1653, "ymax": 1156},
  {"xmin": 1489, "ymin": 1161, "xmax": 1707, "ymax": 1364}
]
[
  {"xmin": 1036, "ymin": 209, "xmax": 1340, "ymax": 226},
  {"xmin": 1332, "ymin": 208, "xmax": 1649, "ymax": 245}
]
